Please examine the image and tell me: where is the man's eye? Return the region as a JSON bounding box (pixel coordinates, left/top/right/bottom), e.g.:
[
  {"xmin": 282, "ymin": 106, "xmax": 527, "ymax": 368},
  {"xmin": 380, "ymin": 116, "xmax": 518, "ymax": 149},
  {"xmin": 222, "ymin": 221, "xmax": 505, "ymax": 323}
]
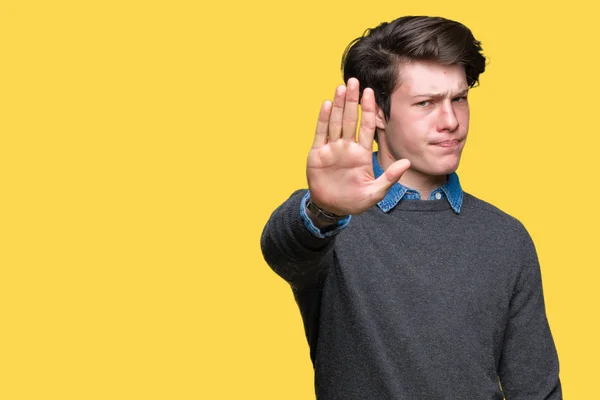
[
  {"xmin": 416, "ymin": 100, "xmax": 431, "ymax": 107},
  {"xmin": 453, "ymin": 96, "xmax": 468, "ymax": 102}
]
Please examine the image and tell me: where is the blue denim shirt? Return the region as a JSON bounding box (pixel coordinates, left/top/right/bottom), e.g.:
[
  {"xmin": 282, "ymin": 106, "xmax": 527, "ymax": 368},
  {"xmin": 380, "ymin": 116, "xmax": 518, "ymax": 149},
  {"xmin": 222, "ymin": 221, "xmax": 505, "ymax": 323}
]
[{"xmin": 301, "ymin": 152, "xmax": 463, "ymax": 238}]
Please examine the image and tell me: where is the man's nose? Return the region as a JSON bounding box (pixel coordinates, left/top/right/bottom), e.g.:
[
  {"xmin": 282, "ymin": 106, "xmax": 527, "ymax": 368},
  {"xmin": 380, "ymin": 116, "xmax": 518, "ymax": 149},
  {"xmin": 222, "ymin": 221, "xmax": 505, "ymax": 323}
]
[{"xmin": 436, "ymin": 101, "xmax": 459, "ymax": 132}]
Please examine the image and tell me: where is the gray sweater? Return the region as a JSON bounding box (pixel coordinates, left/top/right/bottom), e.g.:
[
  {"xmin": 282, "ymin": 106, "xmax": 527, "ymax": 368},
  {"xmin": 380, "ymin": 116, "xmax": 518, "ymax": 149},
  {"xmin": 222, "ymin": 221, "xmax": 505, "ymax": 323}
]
[{"xmin": 260, "ymin": 190, "xmax": 561, "ymax": 399}]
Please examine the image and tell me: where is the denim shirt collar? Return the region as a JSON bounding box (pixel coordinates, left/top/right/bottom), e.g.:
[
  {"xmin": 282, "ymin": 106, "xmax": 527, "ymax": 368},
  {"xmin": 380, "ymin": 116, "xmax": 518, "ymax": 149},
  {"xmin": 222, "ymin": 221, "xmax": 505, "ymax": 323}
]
[{"xmin": 372, "ymin": 152, "xmax": 463, "ymax": 214}]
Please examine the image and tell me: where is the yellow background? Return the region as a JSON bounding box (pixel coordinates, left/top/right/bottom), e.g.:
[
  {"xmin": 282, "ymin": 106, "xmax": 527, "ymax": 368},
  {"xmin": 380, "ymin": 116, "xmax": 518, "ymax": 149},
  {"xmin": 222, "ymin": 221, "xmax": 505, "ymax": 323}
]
[{"xmin": 1, "ymin": 0, "xmax": 597, "ymax": 398}]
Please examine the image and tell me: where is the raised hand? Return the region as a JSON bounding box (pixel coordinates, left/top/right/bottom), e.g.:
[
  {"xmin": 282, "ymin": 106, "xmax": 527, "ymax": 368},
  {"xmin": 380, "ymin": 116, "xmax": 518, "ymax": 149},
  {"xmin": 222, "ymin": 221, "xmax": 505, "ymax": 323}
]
[{"xmin": 306, "ymin": 78, "xmax": 410, "ymax": 216}]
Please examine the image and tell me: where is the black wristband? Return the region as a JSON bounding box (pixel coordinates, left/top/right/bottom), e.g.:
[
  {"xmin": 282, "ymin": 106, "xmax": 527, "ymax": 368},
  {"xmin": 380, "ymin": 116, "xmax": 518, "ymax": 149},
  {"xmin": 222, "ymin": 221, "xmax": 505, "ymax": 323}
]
[{"xmin": 306, "ymin": 197, "xmax": 348, "ymax": 224}]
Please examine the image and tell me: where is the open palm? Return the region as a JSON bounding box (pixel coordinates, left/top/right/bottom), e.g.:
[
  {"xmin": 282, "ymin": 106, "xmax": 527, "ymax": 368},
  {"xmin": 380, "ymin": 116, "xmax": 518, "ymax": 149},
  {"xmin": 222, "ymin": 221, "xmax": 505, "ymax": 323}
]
[{"xmin": 307, "ymin": 78, "xmax": 410, "ymax": 216}]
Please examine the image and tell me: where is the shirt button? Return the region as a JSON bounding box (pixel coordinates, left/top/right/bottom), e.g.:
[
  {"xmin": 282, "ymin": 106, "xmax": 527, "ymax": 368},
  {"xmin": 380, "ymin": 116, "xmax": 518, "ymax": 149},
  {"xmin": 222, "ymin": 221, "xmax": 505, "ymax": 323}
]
[{"xmin": 435, "ymin": 192, "xmax": 442, "ymax": 200}]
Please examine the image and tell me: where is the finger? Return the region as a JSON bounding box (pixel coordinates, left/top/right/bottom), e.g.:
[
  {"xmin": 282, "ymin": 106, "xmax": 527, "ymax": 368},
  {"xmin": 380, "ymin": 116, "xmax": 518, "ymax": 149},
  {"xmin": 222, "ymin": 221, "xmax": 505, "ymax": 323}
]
[
  {"xmin": 370, "ymin": 159, "xmax": 411, "ymax": 198},
  {"xmin": 342, "ymin": 78, "xmax": 360, "ymax": 140},
  {"xmin": 358, "ymin": 88, "xmax": 377, "ymax": 149},
  {"xmin": 313, "ymin": 100, "xmax": 332, "ymax": 148},
  {"xmin": 328, "ymin": 85, "xmax": 346, "ymax": 141}
]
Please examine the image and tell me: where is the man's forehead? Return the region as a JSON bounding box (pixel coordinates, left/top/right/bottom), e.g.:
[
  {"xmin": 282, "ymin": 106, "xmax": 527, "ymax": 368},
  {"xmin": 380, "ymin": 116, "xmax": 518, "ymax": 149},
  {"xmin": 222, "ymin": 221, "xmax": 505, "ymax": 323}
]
[{"xmin": 396, "ymin": 61, "xmax": 468, "ymax": 95}]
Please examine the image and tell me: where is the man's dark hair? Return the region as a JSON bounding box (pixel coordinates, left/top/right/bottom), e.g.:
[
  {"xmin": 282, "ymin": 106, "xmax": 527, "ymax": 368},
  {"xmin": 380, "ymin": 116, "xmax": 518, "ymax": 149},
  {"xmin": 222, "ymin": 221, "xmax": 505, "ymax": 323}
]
[{"xmin": 342, "ymin": 16, "xmax": 486, "ymax": 121}]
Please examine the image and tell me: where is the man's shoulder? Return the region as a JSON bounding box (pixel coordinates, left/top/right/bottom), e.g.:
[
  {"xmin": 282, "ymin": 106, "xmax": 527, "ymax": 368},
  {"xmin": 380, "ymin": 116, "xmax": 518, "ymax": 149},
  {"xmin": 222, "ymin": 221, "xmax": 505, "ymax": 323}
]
[{"xmin": 462, "ymin": 192, "xmax": 528, "ymax": 232}]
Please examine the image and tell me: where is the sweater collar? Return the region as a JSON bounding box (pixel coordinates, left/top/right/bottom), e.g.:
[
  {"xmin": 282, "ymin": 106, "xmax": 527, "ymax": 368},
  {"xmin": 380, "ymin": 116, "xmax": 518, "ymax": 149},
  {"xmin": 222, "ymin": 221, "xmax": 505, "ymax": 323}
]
[{"xmin": 372, "ymin": 152, "xmax": 463, "ymax": 214}]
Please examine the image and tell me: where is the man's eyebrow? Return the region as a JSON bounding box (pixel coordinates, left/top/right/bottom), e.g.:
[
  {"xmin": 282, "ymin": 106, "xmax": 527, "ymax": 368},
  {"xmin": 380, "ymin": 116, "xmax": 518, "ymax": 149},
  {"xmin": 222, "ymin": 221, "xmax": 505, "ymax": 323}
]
[{"xmin": 412, "ymin": 89, "xmax": 469, "ymax": 98}]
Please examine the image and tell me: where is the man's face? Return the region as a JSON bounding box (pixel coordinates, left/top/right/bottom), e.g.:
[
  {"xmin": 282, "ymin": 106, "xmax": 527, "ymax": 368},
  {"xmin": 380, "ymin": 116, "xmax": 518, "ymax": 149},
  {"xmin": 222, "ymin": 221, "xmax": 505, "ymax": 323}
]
[{"xmin": 376, "ymin": 61, "xmax": 470, "ymax": 178}]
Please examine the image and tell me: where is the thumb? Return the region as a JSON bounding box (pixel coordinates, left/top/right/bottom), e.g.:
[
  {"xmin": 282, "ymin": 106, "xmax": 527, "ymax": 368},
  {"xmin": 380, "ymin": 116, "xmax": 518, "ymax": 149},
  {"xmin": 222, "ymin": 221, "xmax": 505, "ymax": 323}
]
[{"xmin": 371, "ymin": 159, "xmax": 411, "ymax": 198}]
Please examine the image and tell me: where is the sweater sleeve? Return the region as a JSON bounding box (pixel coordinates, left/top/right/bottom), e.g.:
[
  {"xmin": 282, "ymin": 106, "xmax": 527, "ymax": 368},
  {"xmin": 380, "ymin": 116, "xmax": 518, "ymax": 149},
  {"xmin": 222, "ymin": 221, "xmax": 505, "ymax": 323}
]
[
  {"xmin": 260, "ymin": 190, "xmax": 339, "ymax": 290},
  {"xmin": 498, "ymin": 228, "xmax": 562, "ymax": 399}
]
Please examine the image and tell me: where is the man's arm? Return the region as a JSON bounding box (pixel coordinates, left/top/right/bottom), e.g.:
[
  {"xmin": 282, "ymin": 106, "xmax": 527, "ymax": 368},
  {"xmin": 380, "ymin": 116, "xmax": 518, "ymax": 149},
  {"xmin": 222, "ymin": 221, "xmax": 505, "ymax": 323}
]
[
  {"xmin": 498, "ymin": 228, "xmax": 562, "ymax": 399},
  {"xmin": 260, "ymin": 189, "xmax": 339, "ymax": 289},
  {"xmin": 260, "ymin": 79, "xmax": 410, "ymax": 289}
]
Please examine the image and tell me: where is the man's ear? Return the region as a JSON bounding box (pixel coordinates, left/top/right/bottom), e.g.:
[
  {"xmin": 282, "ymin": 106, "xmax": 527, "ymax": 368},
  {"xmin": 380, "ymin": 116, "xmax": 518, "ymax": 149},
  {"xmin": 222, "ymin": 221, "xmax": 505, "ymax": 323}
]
[{"xmin": 375, "ymin": 106, "xmax": 386, "ymax": 130}]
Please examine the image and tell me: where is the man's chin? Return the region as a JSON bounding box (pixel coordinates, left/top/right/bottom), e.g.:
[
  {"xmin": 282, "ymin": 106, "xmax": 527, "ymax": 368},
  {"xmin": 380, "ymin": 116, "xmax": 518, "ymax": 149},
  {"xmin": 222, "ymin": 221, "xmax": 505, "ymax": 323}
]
[{"xmin": 424, "ymin": 161, "xmax": 460, "ymax": 177}]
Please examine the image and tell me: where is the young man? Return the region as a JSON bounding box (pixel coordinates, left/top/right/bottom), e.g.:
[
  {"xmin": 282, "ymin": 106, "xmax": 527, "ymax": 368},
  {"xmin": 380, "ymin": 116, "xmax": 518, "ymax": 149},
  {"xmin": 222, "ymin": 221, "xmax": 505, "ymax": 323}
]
[{"xmin": 261, "ymin": 16, "xmax": 561, "ymax": 399}]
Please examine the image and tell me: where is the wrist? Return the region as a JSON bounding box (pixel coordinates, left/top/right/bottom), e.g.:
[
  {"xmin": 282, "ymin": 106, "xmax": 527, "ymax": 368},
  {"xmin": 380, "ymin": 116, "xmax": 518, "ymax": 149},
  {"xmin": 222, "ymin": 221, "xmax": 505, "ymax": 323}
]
[{"xmin": 306, "ymin": 196, "xmax": 348, "ymax": 225}]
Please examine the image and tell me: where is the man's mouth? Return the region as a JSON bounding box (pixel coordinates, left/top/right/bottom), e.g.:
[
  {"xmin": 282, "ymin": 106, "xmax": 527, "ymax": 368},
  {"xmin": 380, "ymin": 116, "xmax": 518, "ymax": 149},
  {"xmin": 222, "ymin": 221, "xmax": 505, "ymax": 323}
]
[{"xmin": 432, "ymin": 139, "xmax": 460, "ymax": 148}]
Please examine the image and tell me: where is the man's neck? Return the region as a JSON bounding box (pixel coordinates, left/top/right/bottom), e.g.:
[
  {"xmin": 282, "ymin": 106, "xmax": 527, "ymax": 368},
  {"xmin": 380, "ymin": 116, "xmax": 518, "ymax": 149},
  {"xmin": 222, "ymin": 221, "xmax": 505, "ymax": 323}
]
[
  {"xmin": 398, "ymin": 169, "xmax": 447, "ymax": 199},
  {"xmin": 377, "ymin": 152, "xmax": 447, "ymax": 199}
]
